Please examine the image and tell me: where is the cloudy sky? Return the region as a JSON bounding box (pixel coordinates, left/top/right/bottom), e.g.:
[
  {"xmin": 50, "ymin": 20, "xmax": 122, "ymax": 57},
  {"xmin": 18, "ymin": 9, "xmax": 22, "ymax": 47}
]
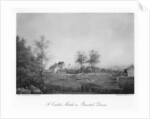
[{"xmin": 17, "ymin": 13, "xmax": 134, "ymax": 68}]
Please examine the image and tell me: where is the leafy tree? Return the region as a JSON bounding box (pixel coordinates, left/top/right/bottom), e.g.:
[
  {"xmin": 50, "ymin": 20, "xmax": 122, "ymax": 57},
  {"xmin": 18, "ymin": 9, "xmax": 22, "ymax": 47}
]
[
  {"xmin": 87, "ymin": 50, "xmax": 100, "ymax": 72},
  {"xmin": 75, "ymin": 51, "xmax": 87, "ymax": 73},
  {"xmin": 34, "ymin": 35, "xmax": 49, "ymax": 86},
  {"xmin": 17, "ymin": 36, "xmax": 38, "ymax": 88}
]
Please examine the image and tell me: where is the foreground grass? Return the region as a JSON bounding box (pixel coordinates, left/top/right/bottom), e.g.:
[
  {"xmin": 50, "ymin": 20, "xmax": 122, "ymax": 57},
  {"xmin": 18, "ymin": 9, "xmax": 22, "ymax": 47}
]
[{"xmin": 42, "ymin": 73, "xmax": 134, "ymax": 94}]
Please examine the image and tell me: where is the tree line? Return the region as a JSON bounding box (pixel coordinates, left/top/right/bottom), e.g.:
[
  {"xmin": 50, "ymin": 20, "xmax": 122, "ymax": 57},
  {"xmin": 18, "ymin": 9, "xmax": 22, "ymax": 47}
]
[
  {"xmin": 17, "ymin": 36, "xmax": 49, "ymax": 90},
  {"xmin": 75, "ymin": 50, "xmax": 100, "ymax": 73}
]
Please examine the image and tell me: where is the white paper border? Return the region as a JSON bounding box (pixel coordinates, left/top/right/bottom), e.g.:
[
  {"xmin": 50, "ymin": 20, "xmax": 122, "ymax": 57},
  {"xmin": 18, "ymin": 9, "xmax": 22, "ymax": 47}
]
[{"xmin": 0, "ymin": 1, "xmax": 149, "ymax": 118}]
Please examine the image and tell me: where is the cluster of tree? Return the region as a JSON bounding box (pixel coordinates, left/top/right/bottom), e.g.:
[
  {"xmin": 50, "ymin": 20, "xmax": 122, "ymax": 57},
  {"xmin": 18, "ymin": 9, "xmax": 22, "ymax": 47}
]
[
  {"xmin": 75, "ymin": 50, "xmax": 100, "ymax": 73},
  {"xmin": 65, "ymin": 68, "xmax": 80, "ymax": 74},
  {"xmin": 65, "ymin": 66, "xmax": 101, "ymax": 74},
  {"xmin": 17, "ymin": 36, "xmax": 49, "ymax": 90}
]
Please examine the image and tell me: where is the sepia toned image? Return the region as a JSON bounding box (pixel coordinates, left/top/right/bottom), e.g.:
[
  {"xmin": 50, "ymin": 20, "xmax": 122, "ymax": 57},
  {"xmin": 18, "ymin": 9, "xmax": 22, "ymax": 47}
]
[{"xmin": 16, "ymin": 13, "xmax": 134, "ymax": 94}]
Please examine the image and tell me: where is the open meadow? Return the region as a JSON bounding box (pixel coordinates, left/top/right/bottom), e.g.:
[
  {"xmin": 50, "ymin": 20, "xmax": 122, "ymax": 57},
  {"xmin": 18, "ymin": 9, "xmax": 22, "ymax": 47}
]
[{"xmin": 42, "ymin": 73, "xmax": 134, "ymax": 94}]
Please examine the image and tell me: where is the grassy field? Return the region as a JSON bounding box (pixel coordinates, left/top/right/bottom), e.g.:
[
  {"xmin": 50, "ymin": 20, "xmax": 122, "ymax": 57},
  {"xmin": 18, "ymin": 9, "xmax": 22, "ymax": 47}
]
[{"xmin": 42, "ymin": 73, "xmax": 134, "ymax": 94}]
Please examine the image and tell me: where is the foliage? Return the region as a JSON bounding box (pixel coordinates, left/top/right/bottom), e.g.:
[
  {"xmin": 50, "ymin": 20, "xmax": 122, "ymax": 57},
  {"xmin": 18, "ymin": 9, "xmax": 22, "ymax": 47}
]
[
  {"xmin": 17, "ymin": 35, "xmax": 50, "ymax": 91},
  {"xmin": 17, "ymin": 36, "xmax": 40, "ymax": 88},
  {"xmin": 74, "ymin": 50, "xmax": 101, "ymax": 73},
  {"xmin": 75, "ymin": 51, "xmax": 87, "ymax": 72},
  {"xmin": 34, "ymin": 35, "xmax": 49, "ymax": 85},
  {"xmin": 66, "ymin": 68, "xmax": 81, "ymax": 74},
  {"xmin": 87, "ymin": 50, "xmax": 100, "ymax": 72}
]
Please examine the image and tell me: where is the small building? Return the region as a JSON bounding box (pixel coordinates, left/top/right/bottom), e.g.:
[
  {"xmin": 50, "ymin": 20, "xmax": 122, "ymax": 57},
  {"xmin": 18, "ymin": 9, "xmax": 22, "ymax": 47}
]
[
  {"xmin": 49, "ymin": 61, "xmax": 66, "ymax": 74},
  {"xmin": 49, "ymin": 64, "xmax": 57, "ymax": 73},
  {"xmin": 125, "ymin": 65, "xmax": 134, "ymax": 77}
]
